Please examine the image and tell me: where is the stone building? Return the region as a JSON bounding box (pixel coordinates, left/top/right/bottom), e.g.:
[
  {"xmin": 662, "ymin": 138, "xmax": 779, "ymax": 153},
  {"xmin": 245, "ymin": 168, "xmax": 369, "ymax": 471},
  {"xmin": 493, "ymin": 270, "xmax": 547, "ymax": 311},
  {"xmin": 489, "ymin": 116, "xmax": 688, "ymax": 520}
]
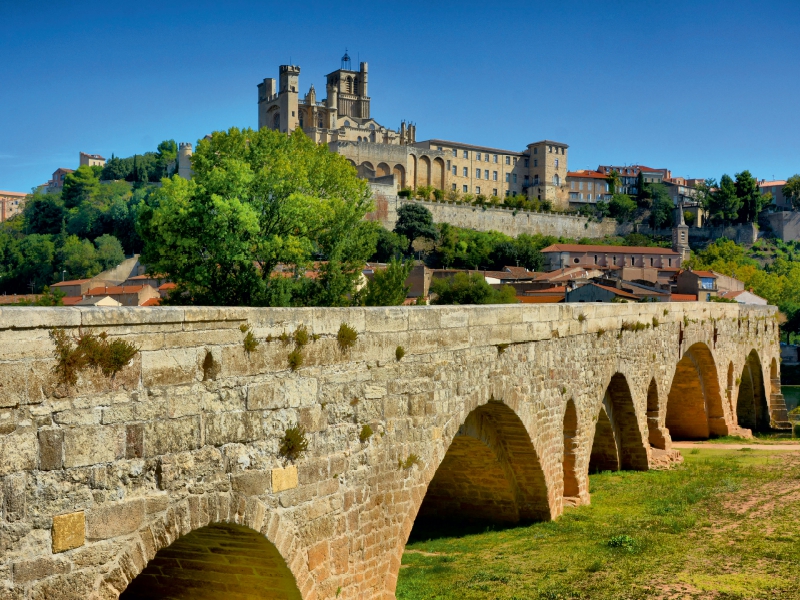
[
  {"xmin": 257, "ymin": 54, "xmax": 572, "ymax": 207},
  {"xmin": 79, "ymin": 152, "xmax": 106, "ymax": 168},
  {"xmin": 0, "ymin": 190, "xmax": 27, "ymax": 222},
  {"xmin": 540, "ymin": 243, "xmax": 683, "ymax": 271},
  {"xmin": 566, "ymin": 170, "xmax": 611, "ymax": 206}
]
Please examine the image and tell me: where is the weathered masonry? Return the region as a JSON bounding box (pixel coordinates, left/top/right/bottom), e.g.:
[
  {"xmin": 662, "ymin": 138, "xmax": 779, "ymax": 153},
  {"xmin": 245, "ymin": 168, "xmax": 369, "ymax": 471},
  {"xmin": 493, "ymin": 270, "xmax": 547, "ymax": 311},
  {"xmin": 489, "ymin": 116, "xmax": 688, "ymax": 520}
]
[{"xmin": 0, "ymin": 304, "xmax": 788, "ymax": 599}]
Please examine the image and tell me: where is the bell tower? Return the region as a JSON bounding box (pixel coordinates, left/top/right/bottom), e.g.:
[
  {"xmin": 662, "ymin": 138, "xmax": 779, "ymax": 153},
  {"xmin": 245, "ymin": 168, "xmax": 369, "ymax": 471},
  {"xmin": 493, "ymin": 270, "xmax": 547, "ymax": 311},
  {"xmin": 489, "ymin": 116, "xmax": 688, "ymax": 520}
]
[{"xmin": 672, "ymin": 201, "xmax": 691, "ymax": 263}]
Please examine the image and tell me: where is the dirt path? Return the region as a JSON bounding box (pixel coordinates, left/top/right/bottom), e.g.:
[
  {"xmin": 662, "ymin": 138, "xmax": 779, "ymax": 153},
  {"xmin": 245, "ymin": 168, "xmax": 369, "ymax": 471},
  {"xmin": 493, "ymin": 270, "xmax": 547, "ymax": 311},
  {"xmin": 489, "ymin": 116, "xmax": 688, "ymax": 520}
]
[{"xmin": 672, "ymin": 441, "xmax": 800, "ymax": 450}]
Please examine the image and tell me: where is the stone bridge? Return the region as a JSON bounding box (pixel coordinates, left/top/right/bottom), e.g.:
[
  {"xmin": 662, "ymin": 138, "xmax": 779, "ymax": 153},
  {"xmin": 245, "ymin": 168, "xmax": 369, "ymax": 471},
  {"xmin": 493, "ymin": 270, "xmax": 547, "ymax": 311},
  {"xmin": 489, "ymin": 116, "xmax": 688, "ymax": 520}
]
[{"xmin": 0, "ymin": 303, "xmax": 788, "ymax": 600}]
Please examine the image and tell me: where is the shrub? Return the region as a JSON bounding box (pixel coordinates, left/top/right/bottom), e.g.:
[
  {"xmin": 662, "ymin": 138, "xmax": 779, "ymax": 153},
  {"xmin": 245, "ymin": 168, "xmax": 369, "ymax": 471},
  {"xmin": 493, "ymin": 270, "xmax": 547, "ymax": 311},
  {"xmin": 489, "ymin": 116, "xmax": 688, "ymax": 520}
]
[
  {"xmin": 294, "ymin": 325, "xmax": 309, "ymax": 348},
  {"xmin": 607, "ymin": 534, "xmax": 638, "ymax": 552},
  {"xmin": 337, "ymin": 323, "xmax": 358, "ymax": 352},
  {"xmin": 279, "ymin": 331, "xmax": 291, "ymax": 346},
  {"xmin": 396, "ymin": 346, "xmax": 405, "ymax": 361},
  {"xmin": 243, "ymin": 330, "xmax": 259, "ymax": 354},
  {"xmin": 578, "ymin": 313, "xmax": 586, "ymax": 323},
  {"xmin": 288, "ymin": 348, "xmax": 303, "ymax": 371},
  {"xmin": 398, "ymin": 453, "xmax": 422, "ymax": 469},
  {"xmin": 652, "ymin": 316, "xmax": 660, "ymax": 328},
  {"xmin": 50, "ymin": 328, "xmax": 139, "ymax": 387},
  {"xmin": 621, "ymin": 321, "xmax": 648, "ymax": 332},
  {"xmin": 597, "ymin": 328, "xmax": 606, "ymax": 337},
  {"xmin": 279, "ymin": 426, "xmax": 308, "ymax": 461},
  {"xmin": 359, "ymin": 424, "xmax": 373, "ymax": 443},
  {"xmin": 497, "ymin": 343, "xmax": 509, "ymax": 354}
]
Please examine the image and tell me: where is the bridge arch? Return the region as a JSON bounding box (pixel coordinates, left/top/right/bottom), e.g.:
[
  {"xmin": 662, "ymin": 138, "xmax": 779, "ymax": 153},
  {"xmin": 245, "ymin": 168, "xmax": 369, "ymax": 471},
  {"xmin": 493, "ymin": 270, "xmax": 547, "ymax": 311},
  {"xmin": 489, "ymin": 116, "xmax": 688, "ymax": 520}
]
[
  {"xmin": 645, "ymin": 377, "xmax": 669, "ymax": 449},
  {"xmin": 412, "ymin": 399, "xmax": 551, "ymax": 527},
  {"xmin": 588, "ymin": 373, "xmax": 649, "ymax": 473},
  {"xmin": 666, "ymin": 342, "xmax": 726, "ymax": 439},
  {"xmin": 120, "ymin": 522, "xmax": 302, "ymax": 600},
  {"xmin": 736, "ymin": 349, "xmax": 769, "ymax": 433},
  {"xmin": 562, "ymin": 398, "xmax": 580, "ymax": 503}
]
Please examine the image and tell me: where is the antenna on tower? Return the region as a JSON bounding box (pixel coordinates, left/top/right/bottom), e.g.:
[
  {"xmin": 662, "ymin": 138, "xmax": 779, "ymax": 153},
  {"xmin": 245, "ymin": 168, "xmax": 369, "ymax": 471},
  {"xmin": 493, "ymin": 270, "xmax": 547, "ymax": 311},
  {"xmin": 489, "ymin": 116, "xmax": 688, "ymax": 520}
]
[{"xmin": 341, "ymin": 48, "xmax": 351, "ymax": 70}]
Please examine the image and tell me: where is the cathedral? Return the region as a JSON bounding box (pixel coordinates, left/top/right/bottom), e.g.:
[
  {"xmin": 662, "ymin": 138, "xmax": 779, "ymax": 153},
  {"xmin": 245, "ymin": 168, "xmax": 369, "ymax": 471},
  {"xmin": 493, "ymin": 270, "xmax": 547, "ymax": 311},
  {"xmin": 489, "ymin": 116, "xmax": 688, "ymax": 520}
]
[{"xmin": 257, "ymin": 53, "xmax": 570, "ymax": 207}]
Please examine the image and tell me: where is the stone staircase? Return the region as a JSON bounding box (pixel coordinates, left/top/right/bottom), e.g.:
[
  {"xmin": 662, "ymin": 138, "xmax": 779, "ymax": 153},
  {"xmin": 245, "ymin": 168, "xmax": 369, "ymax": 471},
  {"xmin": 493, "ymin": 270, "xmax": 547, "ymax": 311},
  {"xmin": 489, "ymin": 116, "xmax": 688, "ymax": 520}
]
[{"xmin": 769, "ymin": 377, "xmax": 792, "ymax": 430}]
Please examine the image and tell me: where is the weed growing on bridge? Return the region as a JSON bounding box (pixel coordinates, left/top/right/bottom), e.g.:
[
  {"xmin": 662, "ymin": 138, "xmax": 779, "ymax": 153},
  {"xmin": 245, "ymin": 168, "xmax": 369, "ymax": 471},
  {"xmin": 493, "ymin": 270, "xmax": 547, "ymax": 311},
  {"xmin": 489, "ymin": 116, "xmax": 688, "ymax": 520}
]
[
  {"xmin": 278, "ymin": 331, "xmax": 291, "ymax": 345},
  {"xmin": 663, "ymin": 308, "xmax": 669, "ymax": 316},
  {"xmin": 293, "ymin": 325, "xmax": 309, "ymax": 348},
  {"xmin": 359, "ymin": 424, "xmax": 373, "ymax": 443},
  {"xmin": 337, "ymin": 323, "xmax": 358, "ymax": 352},
  {"xmin": 278, "ymin": 426, "xmax": 308, "ymax": 461},
  {"xmin": 287, "ymin": 348, "xmax": 303, "ymax": 371},
  {"xmin": 396, "ymin": 346, "xmax": 406, "ymax": 361},
  {"xmin": 596, "ymin": 328, "xmax": 606, "ymax": 337},
  {"xmin": 577, "ymin": 313, "xmax": 586, "ymax": 323},
  {"xmin": 496, "ymin": 343, "xmax": 509, "ymax": 355},
  {"xmin": 621, "ymin": 321, "xmax": 649, "ymax": 333},
  {"xmin": 652, "ymin": 316, "xmax": 660, "ymax": 328},
  {"xmin": 240, "ymin": 325, "xmax": 260, "ymax": 354},
  {"xmin": 50, "ymin": 328, "xmax": 139, "ymax": 387},
  {"xmin": 399, "ymin": 454, "xmax": 422, "ymax": 470}
]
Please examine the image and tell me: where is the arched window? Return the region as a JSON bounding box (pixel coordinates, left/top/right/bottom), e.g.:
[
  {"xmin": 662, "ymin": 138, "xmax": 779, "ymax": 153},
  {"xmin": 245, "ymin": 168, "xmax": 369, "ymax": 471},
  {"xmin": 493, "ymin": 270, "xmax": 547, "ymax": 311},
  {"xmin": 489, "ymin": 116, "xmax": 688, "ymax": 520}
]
[
  {"xmin": 298, "ymin": 111, "xmax": 304, "ymax": 128},
  {"xmin": 346, "ymin": 77, "xmax": 353, "ymax": 94},
  {"xmin": 369, "ymin": 123, "xmax": 375, "ymax": 130},
  {"xmin": 370, "ymin": 132, "xmax": 376, "ymax": 142},
  {"xmin": 553, "ymin": 174, "xmax": 560, "ymax": 186},
  {"xmin": 344, "ymin": 120, "xmax": 350, "ymax": 127},
  {"xmin": 272, "ymin": 112, "xmax": 280, "ymax": 130}
]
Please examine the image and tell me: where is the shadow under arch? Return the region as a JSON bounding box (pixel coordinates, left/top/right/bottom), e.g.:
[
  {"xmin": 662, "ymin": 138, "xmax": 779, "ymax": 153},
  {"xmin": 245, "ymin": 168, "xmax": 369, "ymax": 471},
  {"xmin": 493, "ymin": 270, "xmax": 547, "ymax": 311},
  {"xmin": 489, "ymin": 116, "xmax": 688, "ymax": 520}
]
[
  {"xmin": 411, "ymin": 399, "xmax": 551, "ymax": 539},
  {"xmin": 737, "ymin": 349, "xmax": 769, "ymax": 432},
  {"xmin": 562, "ymin": 398, "xmax": 580, "ymax": 501},
  {"xmin": 119, "ymin": 522, "xmax": 302, "ymax": 599},
  {"xmin": 645, "ymin": 377, "xmax": 669, "ymax": 449},
  {"xmin": 666, "ymin": 342, "xmax": 726, "ymax": 440},
  {"xmin": 589, "ymin": 373, "xmax": 649, "ymax": 473}
]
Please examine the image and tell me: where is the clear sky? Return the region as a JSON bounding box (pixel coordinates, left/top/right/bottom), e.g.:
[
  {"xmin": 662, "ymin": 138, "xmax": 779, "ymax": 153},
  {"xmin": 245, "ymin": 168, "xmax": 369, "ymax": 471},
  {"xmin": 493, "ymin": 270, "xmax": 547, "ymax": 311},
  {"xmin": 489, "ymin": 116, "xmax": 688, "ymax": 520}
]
[{"xmin": 1, "ymin": 0, "xmax": 798, "ymax": 192}]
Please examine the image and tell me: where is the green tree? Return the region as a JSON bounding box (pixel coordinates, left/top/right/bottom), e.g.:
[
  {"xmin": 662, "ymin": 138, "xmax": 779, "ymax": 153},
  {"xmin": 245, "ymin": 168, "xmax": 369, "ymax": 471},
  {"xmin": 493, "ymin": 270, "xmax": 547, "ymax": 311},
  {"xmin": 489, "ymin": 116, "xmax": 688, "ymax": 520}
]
[
  {"xmin": 61, "ymin": 165, "xmax": 100, "ymax": 209},
  {"xmin": 138, "ymin": 127, "xmax": 375, "ymax": 307},
  {"xmin": 708, "ymin": 175, "xmax": 741, "ymax": 225},
  {"xmin": 156, "ymin": 140, "xmax": 178, "ymax": 175},
  {"xmin": 371, "ymin": 225, "xmax": 408, "ymax": 262},
  {"xmin": 23, "ymin": 192, "xmax": 64, "ymax": 235},
  {"xmin": 431, "ymin": 272, "xmax": 518, "ymax": 305},
  {"xmin": 101, "ymin": 154, "xmax": 130, "ymax": 180},
  {"xmin": 608, "ymin": 194, "xmax": 636, "ymax": 222},
  {"xmin": 394, "ymin": 204, "xmax": 438, "ymax": 251},
  {"xmin": 649, "ymin": 185, "xmax": 674, "ymax": 229},
  {"xmin": 58, "ymin": 235, "xmax": 101, "ymax": 280},
  {"xmin": 694, "ymin": 178, "xmax": 717, "ymax": 213},
  {"xmin": 13, "ymin": 235, "xmax": 56, "ymax": 292},
  {"xmin": 94, "ymin": 234, "xmax": 125, "ymax": 270},
  {"xmin": 362, "ymin": 258, "xmax": 413, "ymax": 306},
  {"xmin": 735, "ymin": 170, "xmax": 770, "ymax": 223},
  {"xmin": 635, "ymin": 172, "xmax": 652, "ymax": 207},
  {"xmin": 782, "ymin": 175, "xmax": 800, "ymax": 210}
]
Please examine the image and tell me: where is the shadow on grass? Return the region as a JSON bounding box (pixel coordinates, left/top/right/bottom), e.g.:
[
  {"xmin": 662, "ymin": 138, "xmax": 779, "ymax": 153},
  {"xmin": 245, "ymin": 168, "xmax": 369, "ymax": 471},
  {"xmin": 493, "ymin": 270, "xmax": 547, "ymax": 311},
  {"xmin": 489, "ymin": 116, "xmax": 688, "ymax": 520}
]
[{"xmin": 407, "ymin": 516, "xmax": 532, "ymax": 544}]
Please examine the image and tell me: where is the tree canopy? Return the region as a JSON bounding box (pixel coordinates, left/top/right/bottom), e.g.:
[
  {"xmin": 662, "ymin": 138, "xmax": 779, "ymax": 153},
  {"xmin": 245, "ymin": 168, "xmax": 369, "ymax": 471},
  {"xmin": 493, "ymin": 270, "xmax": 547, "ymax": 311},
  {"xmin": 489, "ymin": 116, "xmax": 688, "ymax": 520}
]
[
  {"xmin": 783, "ymin": 175, "xmax": 800, "ymax": 210},
  {"xmin": 394, "ymin": 204, "xmax": 438, "ymax": 251},
  {"xmin": 430, "ymin": 272, "xmax": 518, "ymax": 305},
  {"xmin": 138, "ymin": 127, "xmax": 376, "ymax": 306}
]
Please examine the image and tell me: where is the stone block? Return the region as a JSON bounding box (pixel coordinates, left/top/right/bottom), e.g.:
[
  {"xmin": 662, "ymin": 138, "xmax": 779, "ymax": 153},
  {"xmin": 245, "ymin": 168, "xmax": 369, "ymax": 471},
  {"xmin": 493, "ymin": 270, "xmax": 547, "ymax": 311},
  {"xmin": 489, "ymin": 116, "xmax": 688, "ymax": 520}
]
[
  {"xmin": 298, "ymin": 405, "xmax": 326, "ymax": 433},
  {"xmin": 79, "ymin": 306, "xmax": 183, "ymax": 327},
  {"xmin": 86, "ymin": 498, "xmax": 145, "ymax": 540},
  {"xmin": 0, "ymin": 307, "xmax": 80, "ymax": 331},
  {"xmin": 231, "ymin": 470, "xmax": 271, "ymax": 496},
  {"xmin": 143, "ymin": 416, "xmax": 200, "ymax": 457},
  {"xmin": 125, "ymin": 423, "xmax": 143, "ymax": 459},
  {"xmin": 38, "ymin": 429, "xmax": 64, "ymax": 470},
  {"xmin": 0, "ymin": 429, "xmax": 36, "ymax": 476},
  {"xmin": 205, "ymin": 411, "xmax": 262, "ymax": 446},
  {"xmin": 12, "ymin": 556, "xmax": 71, "ymax": 584},
  {"xmin": 364, "ymin": 308, "xmax": 407, "ymax": 333},
  {"xmin": 3, "ymin": 473, "xmax": 26, "ymax": 522},
  {"xmin": 141, "ymin": 347, "xmax": 200, "ymax": 387},
  {"xmin": 63, "ymin": 425, "xmax": 123, "ymax": 468},
  {"xmin": 248, "ymin": 376, "xmax": 318, "ymax": 410},
  {"xmin": 271, "ymin": 465, "xmax": 298, "ymax": 493},
  {"xmin": 52, "ymin": 512, "xmax": 85, "ymax": 553}
]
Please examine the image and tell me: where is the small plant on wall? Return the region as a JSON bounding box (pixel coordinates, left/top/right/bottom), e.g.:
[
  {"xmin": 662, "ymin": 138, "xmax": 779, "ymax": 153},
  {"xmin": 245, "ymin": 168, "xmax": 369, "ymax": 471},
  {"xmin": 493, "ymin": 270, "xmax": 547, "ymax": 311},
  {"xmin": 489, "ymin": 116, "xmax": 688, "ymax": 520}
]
[
  {"xmin": 240, "ymin": 324, "xmax": 260, "ymax": 354},
  {"xmin": 337, "ymin": 323, "xmax": 358, "ymax": 352},
  {"xmin": 359, "ymin": 424, "xmax": 374, "ymax": 443},
  {"xmin": 279, "ymin": 426, "xmax": 309, "ymax": 462},
  {"xmin": 50, "ymin": 328, "xmax": 139, "ymax": 388}
]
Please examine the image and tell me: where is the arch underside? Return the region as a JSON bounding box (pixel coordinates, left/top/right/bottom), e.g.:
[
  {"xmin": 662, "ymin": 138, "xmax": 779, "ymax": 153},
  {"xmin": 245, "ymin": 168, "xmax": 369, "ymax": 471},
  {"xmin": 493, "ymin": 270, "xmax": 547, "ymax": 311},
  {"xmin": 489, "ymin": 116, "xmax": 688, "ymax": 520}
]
[
  {"xmin": 737, "ymin": 350, "xmax": 769, "ymax": 432},
  {"xmin": 666, "ymin": 344, "xmax": 726, "ymax": 440},
  {"xmin": 416, "ymin": 401, "xmax": 550, "ymax": 525},
  {"xmin": 120, "ymin": 523, "xmax": 301, "ymax": 600}
]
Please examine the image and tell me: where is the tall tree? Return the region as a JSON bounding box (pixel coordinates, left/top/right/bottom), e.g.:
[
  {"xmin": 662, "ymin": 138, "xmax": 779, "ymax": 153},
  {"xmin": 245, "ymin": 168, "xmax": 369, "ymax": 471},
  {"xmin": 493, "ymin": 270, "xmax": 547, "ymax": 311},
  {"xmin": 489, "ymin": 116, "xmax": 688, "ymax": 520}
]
[
  {"xmin": 23, "ymin": 192, "xmax": 65, "ymax": 235},
  {"xmin": 649, "ymin": 184, "xmax": 674, "ymax": 229},
  {"xmin": 782, "ymin": 175, "xmax": 800, "ymax": 210},
  {"xmin": 735, "ymin": 170, "xmax": 770, "ymax": 223},
  {"xmin": 94, "ymin": 234, "xmax": 125, "ymax": 270},
  {"xmin": 394, "ymin": 204, "xmax": 438, "ymax": 252},
  {"xmin": 61, "ymin": 165, "xmax": 100, "ymax": 209},
  {"xmin": 362, "ymin": 258, "xmax": 413, "ymax": 306},
  {"xmin": 608, "ymin": 194, "xmax": 636, "ymax": 222},
  {"xmin": 708, "ymin": 174, "xmax": 741, "ymax": 225},
  {"xmin": 138, "ymin": 127, "xmax": 375, "ymax": 306}
]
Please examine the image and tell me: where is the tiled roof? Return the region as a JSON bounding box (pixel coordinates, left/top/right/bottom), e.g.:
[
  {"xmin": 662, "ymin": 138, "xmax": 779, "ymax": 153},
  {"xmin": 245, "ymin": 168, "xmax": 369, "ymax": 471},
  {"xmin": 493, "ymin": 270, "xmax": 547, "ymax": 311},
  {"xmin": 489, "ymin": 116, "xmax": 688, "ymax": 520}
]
[
  {"xmin": 62, "ymin": 297, "xmax": 82, "ymax": 305},
  {"xmin": 0, "ymin": 191, "xmax": 28, "ymax": 197},
  {"xmin": 140, "ymin": 298, "xmax": 160, "ymax": 306},
  {"xmin": 671, "ymin": 294, "xmax": 697, "ymax": 301},
  {"xmin": 690, "ymin": 271, "xmax": 717, "ymax": 278},
  {"xmin": 86, "ymin": 285, "xmax": 152, "ymax": 295},
  {"xmin": 566, "ymin": 170, "xmax": 608, "ymax": 180},
  {"xmin": 541, "ymin": 244, "xmax": 679, "ymax": 255},
  {"xmin": 517, "ymin": 296, "xmax": 563, "ymax": 303},
  {"xmin": 158, "ymin": 282, "xmax": 177, "ymax": 291},
  {"xmin": 759, "ymin": 180, "xmax": 786, "ymax": 187},
  {"xmin": 585, "ymin": 283, "xmax": 639, "ymax": 299},
  {"xmin": 420, "ymin": 139, "xmax": 524, "ymax": 155},
  {"xmin": 525, "ymin": 286, "xmax": 567, "ymax": 294}
]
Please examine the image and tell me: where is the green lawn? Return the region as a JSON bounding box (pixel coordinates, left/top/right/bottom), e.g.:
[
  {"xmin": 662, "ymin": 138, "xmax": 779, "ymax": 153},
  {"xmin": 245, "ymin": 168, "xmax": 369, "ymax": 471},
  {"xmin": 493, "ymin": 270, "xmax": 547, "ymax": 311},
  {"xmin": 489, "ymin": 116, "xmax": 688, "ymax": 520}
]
[{"xmin": 397, "ymin": 449, "xmax": 800, "ymax": 599}]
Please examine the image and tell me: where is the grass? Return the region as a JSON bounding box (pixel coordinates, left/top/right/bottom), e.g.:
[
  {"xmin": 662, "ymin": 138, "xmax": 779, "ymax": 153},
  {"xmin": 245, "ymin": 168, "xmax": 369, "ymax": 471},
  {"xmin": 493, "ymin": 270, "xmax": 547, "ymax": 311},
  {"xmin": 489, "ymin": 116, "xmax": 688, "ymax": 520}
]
[{"xmin": 397, "ymin": 448, "xmax": 800, "ymax": 599}]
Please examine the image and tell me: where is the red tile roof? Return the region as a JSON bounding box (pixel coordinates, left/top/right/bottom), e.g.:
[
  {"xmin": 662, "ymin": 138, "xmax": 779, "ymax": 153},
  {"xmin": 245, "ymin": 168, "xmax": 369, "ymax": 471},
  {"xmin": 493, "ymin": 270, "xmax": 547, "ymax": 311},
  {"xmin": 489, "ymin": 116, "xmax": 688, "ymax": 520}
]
[
  {"xmin": 541, "ymin": 244, "xmax": 679, "ymax": 255},
  {"xmin": 140, "ymin": 298, "xmax": 161, "ymax": 306},
  {"xmin": 585, "ymin": 283, "xmax": 639, "ymax": 299},
  {"xmin": 525, "ymin": 285, "xmax": 567, "ymax": 294},
  {"xmin": 0, "ymin": 191, "xmax": 28, "ymax": 197},
  {"xmin": 86, "ymin": 285, "xmax": 152, "ymax": 295},
  {"xmin": 671, "ymin": 294, "xmax": 697, "ymax": 301},
  {"xmin": 689, "ymin": 271, "xmax": 717, "ymax": 278},
  {"xmin": 158, "ymin": 282, "xmax": 177, "ymax": 291},
  {"xmin": 517, "ymin": 295, "xmax": 563, "ymax": 303},
  {"xmin": 567, "ymin": 170, "xmax": 608, "ymax": 180}
]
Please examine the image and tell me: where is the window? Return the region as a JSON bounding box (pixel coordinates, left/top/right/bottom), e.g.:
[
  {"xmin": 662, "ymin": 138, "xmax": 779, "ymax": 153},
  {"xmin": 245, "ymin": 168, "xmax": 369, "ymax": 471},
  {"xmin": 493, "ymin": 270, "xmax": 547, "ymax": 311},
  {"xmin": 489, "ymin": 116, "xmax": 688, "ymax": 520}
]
[
  {"xmin": 446, "ymin": 160, "xmax": 451, "ymax": 170},
  {"xmin": 505, "ymin": 156, "xmax": 510, "ymax": 165},
  {"xmin": 513, "ymin": 174, "xmax": 517, "ymax": 183},
  {"xmin": 579, "ymin": 182, "xmax": 584, "ymax": 190},
  {"xmin": 573, "ymin": 258, "xmax": 580, "ymax": 264},
  {"xmin": 476, "ymin": 169, "xmax": 481, "ymax": 179},
  {"xmin": 463, "ymin": 150, "xmax": 468, "ymax": 158},
  {"xmin": 534, "ymin": 159, "xmax": 538, "ymax": 167},
  {"xmin": 587, "ymin": 182, "xmax": 593, "ymax": 191},
  {"xmin": 534, "ymin": 175, "xmax": 539, "ymax": 184},
  {"xmin": 553, "ymin": 174, "xmax": 560, "ymax": 186},
  {"xmin": 493, "ymin": 171, "xmax": 498, "ymax": 181},
  {"xmin": 437, "ymin": 146, "xmax": 443, "ymax": 150},
  {"xmin": 555, "ymin": 158, "xmax": 559, "ymax": 168},
  {"xmin": 476, "ymin": 186, "xmax": 481, "ymax": 194},
  {"xmin": 484, "ymin": 170, "xmax": 489, "ymax": 179},
  {"xmin": 613, "ymin": 256, "xmax": 618, "ymax": 265},
  {"xmin": 452, "ymin": 165, "xmax": 457, "ymax": 175},
  {"xmin": 493, "ymin": 188, "xmax": 498, "ymax": 195},
  {"xmin": 548, "ymin": 146, "xmax": 552, "ymax": 153},
  {"xmin": 668, "ymin": 258, "xmax": 672, "ymax": 267},
  {"xmin": 534, "ymin": 147, "xmax": 538, "ymax": 154},
  {"xmin": 493, "ymin": 154, "xmax": 498, "ymax": 163},
  {"xmin": 505, "ymin": 173, "xmax": 510, "ymax": 182},
  {"xmin": 463, "ymin": 185, "xmax": 468, "ymax": 192},
  {"xmin": 344, "ymin": 120, "xmax": 350, "ymax": 127},
  {"xmin": 318, "ymin": 120, "xmax": 323, "ymax": 128},
  {"xmin": 524, "ymin": 158, "xmax": 529, "ymax": 167},
  {"xmin": 453, "ymin": 149, "xmax": 458, "ymax": 157},
  {"xmin": 513, "ymin": 157, "xmax": 518, "ymax": 164},
  {"xmin": 649, "ymin": 258, "xmax": 654, "ymax": 266},
  {"xmin": 452, "ymin": 184, "xmax": 457, "ymax": 191},
  {"xmin": 594, "ymin": 255, "xmax": 598, "ymax": 264},
  {"xmin": 476, "ymin": 153, "xmax": 481, "ymax": 161},
  {"xmin": 463, "ymin": 167, "xmax": 468, "ymax": 177},
  {"xmin": 505, "ymin": 190, "xmax": 510, "ymax": 197}
]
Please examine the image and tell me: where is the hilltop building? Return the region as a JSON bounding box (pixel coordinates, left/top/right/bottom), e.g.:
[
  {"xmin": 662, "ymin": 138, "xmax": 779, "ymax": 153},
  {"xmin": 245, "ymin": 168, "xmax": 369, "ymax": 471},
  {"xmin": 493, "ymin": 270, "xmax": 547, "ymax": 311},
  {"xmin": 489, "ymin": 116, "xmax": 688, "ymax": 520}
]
[
  {"xmin": 0, "ymin": 191, "xmax": 27, "ymax": 222},
  {"xmin": 256, "ymin": 53, "xmax": 571, "ymax": 207},
  {"xmin": 79, "ymin": 152, "xmax": 106, "ymax": 167}
]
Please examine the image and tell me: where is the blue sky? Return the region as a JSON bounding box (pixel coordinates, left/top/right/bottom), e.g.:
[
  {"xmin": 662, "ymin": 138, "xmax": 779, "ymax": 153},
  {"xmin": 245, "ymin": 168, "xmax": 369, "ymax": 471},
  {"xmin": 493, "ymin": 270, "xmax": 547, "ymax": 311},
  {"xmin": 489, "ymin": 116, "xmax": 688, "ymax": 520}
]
[{"xmin": 1, "ymin": 0, "xmax": 798, "ymax": 192}]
